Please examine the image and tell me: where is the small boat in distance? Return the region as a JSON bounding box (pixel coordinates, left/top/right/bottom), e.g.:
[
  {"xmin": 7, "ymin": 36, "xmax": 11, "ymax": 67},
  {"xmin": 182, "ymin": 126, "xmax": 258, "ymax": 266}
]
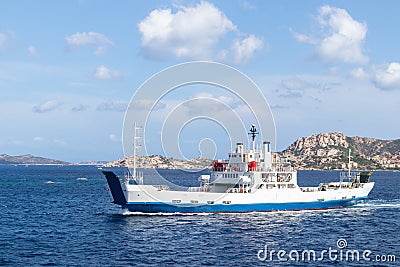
[{"xmin": 101, "ymin": 125, "xmax": 374, "ymax": 213}]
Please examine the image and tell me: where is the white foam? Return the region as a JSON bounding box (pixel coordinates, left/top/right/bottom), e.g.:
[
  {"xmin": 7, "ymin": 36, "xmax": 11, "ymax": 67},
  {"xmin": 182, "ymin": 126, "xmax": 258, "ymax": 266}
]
[
  {"xmin": 121, "ymin": 210, "xmax": 212, "ymax": 216},
  {"xmin": 353, "ymin": 200, "xmax": 400, "ymax": 209}
]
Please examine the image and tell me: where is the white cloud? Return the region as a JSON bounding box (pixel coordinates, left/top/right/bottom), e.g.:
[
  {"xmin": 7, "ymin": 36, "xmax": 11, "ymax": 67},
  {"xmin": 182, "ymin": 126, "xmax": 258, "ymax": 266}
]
[
  {"xmin": 138, "ymin": 1, "xmax": 235, "ymax": 59},
  {"xmin": 93, "ymin": 65, "xmax": 121, "ymax": 80},
  {"xmin": 138, "ymin": 1, "xmax": 262, "ymax": 63},
  {"xmin": 34, "ymin": 136, "xmax": 45, "ymax": 142},
  {"xmin": 290, "ymin": 28, "xmax": 318, "ymax": 45},
  {"xmin": 293, "ymin": 5, "xmax": 368, "ymax": 64},
  {"xmin": 71, "ymin": 104, "xmax": 88, "ymax": 112},
  {"xmin": 33, "ymin": 100, "xmax": 62, "ymax": 113},
  {"xmin": 230, "ymin": 35, "xmax": 263, "ymax": 64},
  {"xmin": 349, "ymin": 67, "xmax": 368, "ymax": 79},
  {"xmin": 372, "ymin": 62, "xmax": 400, "ymax": 90},
  {"xmin": 65, "ymin": 32, "xmax": 113, "ymax": 56},
  {"xmin": 97, "ymin": 100, "xmax": 128, "ymax": 112},
  {"xmin": 28, "ymin": 45, "xmax": 39, "ymax": 57},
  {"xmin": 109, "ymin": 134, "xmax": 119, "ymax": 142}
]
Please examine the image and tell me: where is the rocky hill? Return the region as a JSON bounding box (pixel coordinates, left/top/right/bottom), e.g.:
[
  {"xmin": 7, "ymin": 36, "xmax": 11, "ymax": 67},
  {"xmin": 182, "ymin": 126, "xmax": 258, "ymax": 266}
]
[
  {"xmin": 105, "ymin": 155, "xmax": 212, "ymax": 170},
  {"xmin": 0, "ymin": 154, "xmax": 70, "ymax": 165},
  {"xmin": 104, "ymin": 133, "xmax": 399, "ymax": 170},
  {"xmin": 281, "ymin": 132, "xmax": 400, "ymax": 170}
]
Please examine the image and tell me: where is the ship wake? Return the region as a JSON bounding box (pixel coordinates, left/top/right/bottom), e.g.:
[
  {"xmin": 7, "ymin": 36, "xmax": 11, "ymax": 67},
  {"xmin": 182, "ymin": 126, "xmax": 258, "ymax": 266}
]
[{"xmin": 353, "ymin": 199, "xmax": 400, "ymax": 209}]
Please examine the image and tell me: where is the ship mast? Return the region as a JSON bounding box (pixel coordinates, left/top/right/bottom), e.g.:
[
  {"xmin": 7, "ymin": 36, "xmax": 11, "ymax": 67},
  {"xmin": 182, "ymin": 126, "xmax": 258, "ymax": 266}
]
[
  {"xmin": 348, "ymin": 148, "xmax": 352, "ymax": 178},
  {"xmin": 248, "ymin": 124, "xmax": 259, "ymax": 151},
  {"xmin": 132, "ymin": 123, "xmax": 141, "ymax": 178}
]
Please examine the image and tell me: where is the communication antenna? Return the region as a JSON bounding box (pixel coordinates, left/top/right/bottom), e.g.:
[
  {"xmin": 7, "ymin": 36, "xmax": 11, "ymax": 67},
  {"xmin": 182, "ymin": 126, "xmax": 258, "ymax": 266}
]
[{"xmin": 248, "ymin": 124, "xmax": 259, "ymax": 151}]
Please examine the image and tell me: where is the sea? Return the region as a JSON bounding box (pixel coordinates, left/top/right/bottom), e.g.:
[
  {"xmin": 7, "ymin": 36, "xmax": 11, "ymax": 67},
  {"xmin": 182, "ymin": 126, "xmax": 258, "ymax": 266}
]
[{"xmin": 0, "ymin": 165, "xmax": 398, "ymax": 266}]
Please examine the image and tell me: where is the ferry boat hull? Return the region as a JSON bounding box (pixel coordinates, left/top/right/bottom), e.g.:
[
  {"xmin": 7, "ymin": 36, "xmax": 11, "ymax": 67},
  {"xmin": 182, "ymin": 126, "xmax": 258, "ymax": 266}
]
[
  {"xmin": 119, "ymin": 198, "xmax": 368, "ymax": 213},
  {"xmin": 103, "ymin": 170, "xmax": 374, "ymax": 213}
]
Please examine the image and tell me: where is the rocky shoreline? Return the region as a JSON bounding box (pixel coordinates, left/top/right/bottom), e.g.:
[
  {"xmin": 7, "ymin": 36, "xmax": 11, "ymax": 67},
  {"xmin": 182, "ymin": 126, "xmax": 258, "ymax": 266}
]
[
  {"xmin": 2, "ymin": 132, "xmax": 398, "ymax": 170},
  {"xmin": 105, "ymin": 155, "xmax": 212, "ymax": 170}
]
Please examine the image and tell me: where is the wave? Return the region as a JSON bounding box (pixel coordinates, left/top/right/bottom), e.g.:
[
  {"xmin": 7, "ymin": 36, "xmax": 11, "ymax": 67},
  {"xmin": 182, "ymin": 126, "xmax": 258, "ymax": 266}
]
[
  {"xmin": 120, "ymin": 209, "xmax": 329, "ymax": 216},
  {"xmin": 121, "ymin": 210, "xmax": 212, "ymax": 216},
  {"xmin": 353, "ymin": 199, "xmax": 400, "ymax": 209},
  {"xmin": 44, "ymin": 180, "xmax": 62, "ymax": 184},
  {"xmin": 119, "ymin": 199, "xmax": 400, "ymax": 216}
]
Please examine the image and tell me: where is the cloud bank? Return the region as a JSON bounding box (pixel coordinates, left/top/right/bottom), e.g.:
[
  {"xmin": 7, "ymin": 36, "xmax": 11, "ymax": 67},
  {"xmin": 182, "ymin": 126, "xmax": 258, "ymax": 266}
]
[
  {"xmin": 97, "ymin": 100, "xmax": 128, "ymax": 112},
  {"xmin": 138, "ymin": 1, "xmax": 262, "ymax": 64},
  {"xmin": 33, "ymin": 100, "xmax": 62, "ymax": 113},
  {"xmin": 93, "ymin": 65, "xmax": 121, "ymax": 80},
  {"xmin": 65, "ymin": 32, "xmax": 114, "ymax": 56}
]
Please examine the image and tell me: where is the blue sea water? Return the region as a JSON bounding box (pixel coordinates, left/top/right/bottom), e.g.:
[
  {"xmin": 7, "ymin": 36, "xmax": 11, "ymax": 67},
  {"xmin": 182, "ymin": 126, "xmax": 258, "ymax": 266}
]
[{"xmin": 0, "ymin": 165, "xmax": 398, "ymax": 266}]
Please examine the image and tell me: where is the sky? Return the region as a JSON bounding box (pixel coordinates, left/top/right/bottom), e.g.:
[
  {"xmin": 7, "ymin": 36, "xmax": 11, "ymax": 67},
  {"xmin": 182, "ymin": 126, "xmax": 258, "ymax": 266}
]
[{"xmin": 0, "ymin": 0, "xmax": 399, "ymax": 162}]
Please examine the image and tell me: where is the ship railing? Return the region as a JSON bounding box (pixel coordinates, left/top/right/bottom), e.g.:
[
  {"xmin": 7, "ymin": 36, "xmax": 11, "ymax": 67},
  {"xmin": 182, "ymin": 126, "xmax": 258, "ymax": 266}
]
[
  {"xmin": 300, "ymin": 187, "xmax": 317, "ymax": 192},
  {"xmin": 125, "ymin": 170, "xmax": 144, "ymax": 185},
  {"xmin": 226, "ymin": 187, "xmax": 251, "ymax": 193},
  {"xmin": 339, "ymin": 171, "xmax": 361, "ymax": 188},
  {"xmin": 340, "ymin": 171, "xmax": 359, "ymax": 179},
  {"xmin": 187, "ymin": 186, "xmax": 209, "ymax": 192},
  {"xmin": 153, "ymin": 185, "xmax": 170, "ymax": 191},
  {"xmin": 340, "ymin": 171, "xmax": 359, "ymax": 184},
  {"xmin": 187, "ymin": 187, "xmax": 201, "ymax": 192},
  {"xmin": 268, "ymin": 166, "xmax": 294, "ymax": 173}
]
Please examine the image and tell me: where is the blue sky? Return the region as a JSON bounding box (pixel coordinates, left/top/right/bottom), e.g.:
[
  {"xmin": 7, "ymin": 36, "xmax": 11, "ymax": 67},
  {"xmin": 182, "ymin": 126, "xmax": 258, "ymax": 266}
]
[{"xmin": 1, "ymin": 0, "xmax": 399, "ymax": 162}]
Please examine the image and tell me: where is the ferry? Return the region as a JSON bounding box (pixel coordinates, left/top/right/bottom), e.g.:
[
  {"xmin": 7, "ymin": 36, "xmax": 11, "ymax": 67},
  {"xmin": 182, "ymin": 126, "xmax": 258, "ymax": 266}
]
[{"xmin": 101, "ymin": 125, "xmax": 374, "ymax": 213}]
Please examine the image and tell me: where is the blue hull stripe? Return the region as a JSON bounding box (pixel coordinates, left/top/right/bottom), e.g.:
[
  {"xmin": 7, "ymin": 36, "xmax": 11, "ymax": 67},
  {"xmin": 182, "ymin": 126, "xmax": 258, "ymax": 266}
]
[{"xmin": 122, "ymin": 197, "xmax": 367, "ymax": 213}]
